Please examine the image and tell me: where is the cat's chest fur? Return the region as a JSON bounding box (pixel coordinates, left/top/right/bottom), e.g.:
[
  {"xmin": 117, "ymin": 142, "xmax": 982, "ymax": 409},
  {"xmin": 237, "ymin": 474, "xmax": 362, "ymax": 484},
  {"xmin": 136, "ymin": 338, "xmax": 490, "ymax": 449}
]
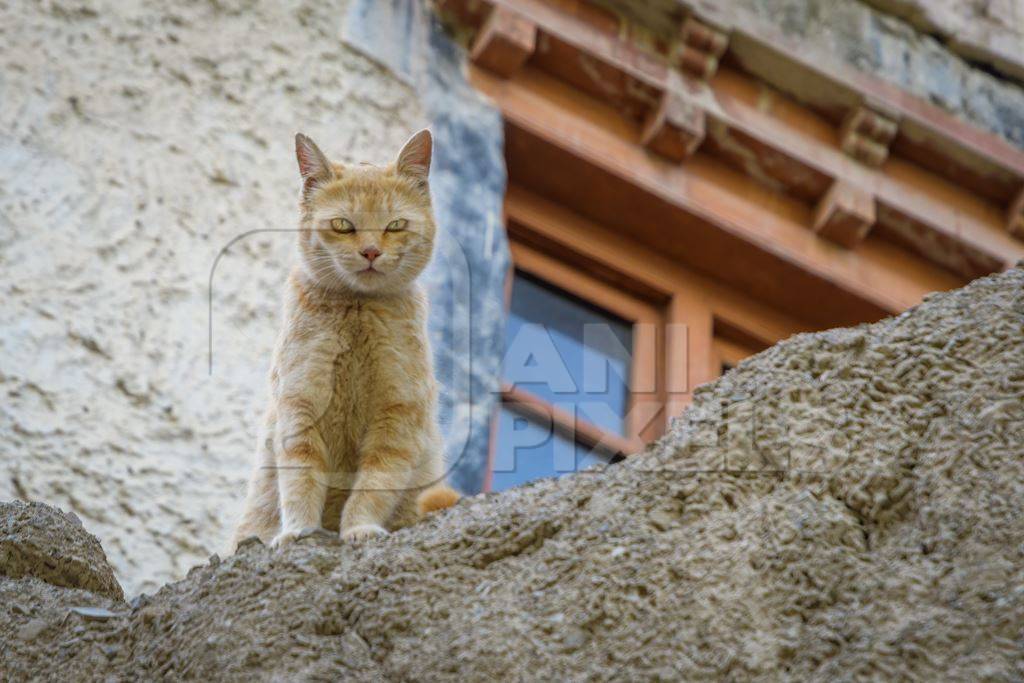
[{"xmin": 305, "ymin": 291, "xmax": 429, "ymax": 459}]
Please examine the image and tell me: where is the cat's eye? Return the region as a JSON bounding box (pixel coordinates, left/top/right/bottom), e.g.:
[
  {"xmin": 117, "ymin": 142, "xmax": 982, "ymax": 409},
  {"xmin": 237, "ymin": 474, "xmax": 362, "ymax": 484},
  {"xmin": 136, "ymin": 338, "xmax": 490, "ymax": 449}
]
[
  {"xmin": 330, "ymin": 217, "xmax": 355, "ymax": 234},
  {"xmin": 385, "ymin": 218, "xmax": 408, "ymax": 233}
]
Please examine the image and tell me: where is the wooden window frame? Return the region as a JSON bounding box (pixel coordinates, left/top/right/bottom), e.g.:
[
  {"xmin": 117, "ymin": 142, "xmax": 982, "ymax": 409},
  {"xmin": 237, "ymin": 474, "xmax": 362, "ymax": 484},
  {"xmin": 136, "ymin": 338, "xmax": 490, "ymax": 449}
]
[
  {"xmin": 713, "ymin": 335, "xmax": 760, "ymax": 375},
  {"xmin": 486, "ymin": 247, "xmax": 656, "ymax": 492},
  {"xmin": 510, "ymin": 240, "xmax": 662, "ymax": 429},
  {"xmin": 483, "ymin": 184, "xmax": 815, "ymax": 491}
]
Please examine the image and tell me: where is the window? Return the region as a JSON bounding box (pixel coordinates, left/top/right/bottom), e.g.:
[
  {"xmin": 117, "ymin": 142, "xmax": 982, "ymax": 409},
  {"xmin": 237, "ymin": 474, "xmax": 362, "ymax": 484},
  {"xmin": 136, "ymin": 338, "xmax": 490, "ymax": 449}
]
[
  {"xmin": 485, "ymin": 242, "xmax": 662, "ymax": 492},
  {"xmin": 505, "ymin": 271, "xmax": 633, "ymax": 435},
  {"xmin": 483, "ymin": 188, "xmax": 803, "ymax": 493}
]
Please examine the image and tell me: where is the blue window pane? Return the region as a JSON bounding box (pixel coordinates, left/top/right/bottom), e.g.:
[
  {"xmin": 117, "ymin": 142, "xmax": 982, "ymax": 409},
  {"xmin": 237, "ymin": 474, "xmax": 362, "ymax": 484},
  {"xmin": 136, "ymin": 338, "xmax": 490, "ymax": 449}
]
[
  {"xmin": 491, "ymin": 408, "xmax": 610, "ymax": 492},
  {"xmin": 503, "ymin": 271, "xmax": 633, "ymax": 436}
]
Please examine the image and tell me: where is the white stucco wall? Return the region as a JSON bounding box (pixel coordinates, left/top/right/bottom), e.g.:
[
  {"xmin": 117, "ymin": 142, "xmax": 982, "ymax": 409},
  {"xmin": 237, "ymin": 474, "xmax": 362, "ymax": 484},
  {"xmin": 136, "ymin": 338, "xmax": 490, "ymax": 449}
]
[{"xmin": 0, "ymin": 0, "xmax": 426, "ymax": 595}]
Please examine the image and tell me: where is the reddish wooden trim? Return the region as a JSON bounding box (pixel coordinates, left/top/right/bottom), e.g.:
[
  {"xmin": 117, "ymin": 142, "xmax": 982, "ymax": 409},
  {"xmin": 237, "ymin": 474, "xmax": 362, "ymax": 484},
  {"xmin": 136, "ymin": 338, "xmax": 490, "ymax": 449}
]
[
  {"xmin": 630, "ymin": 319, "xmax": 666, "ymax": 442},
  {"xmin": 498, "ymin": 0, "xmax": 1024, "ymax": 194},
  {"xmin": 504, "ymin": 184, "xmax": 814, "ymax": 346},
  {"xmin": 1010, "ymin": 187, "xmax": 1024, "ymax": 239},
  {"xmin": 470, "ymin": 5, "xmax": 537, "ymax": 77},
  {"xmin": 679, "ymin": 16, "xmax": 729, "ymax": 80},
  {"xmin": 664, "ymin": 290, "xmax": 714, "ymax": 421},
  {"xmin": 839, "ymin": 102, "xmax": 899, "ymax": 167},
  {"xmin": 640, "ymin": 87, "xmax": 705, "ymax": 162},
  {"xmin": 713, "ymin": 337, "xmax": 756, "ymax": 373},
  {"xmin": 476, "ymin": 66, "xmax": 966, "ymax": 318},
  {"xmin": 501, "ymin": 384, "xmax": 644, "ymax": 458},
  {"xmin": 502, "ymin": 258, "xmax": 515, "ymax": 309},
  {"xmin": 482, "ymin": 400, "xmax": 500, "ymax": 493},
  {"xmin": 708, "ymin": 69, "xmax": 1022, "ymax": 273},
  {"xmin": 444, "ymin": 0, "xmax": 1024, "ymax": 265},
  {"xmin": 813, "ymin": 180, "xmax": 876, "ymax": 248},
  {"xmin": 491, "ymin": 0, "xmax": 668, "ymax": 91},
  {"xmin": 726, "ymin": 15, "xmax": 1024, "ymax": 211},
  {"xmin": 506, "ymin": 186, "xmax": 808, "ymax": 428},
  {"xmin": 511, "ymin": 242, "xmax": 662, "ymax": 329}
]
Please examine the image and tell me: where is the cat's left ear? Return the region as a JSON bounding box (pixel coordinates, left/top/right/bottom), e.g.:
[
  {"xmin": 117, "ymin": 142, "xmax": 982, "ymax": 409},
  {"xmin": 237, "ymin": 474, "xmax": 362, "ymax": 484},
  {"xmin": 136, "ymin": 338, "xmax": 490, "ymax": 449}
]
[{"xmin": 396, "ymin": 129, "xmax": 432, "ymax": 185}]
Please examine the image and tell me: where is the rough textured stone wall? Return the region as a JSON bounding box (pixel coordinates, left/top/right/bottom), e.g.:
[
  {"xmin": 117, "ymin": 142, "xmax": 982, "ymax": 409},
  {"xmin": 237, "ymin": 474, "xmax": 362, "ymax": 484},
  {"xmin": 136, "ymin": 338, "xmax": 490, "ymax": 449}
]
[
  {"xmin": 601, "ymin": 0, "xmax": 1024, "ymax": 146},
  {"xmin": 1, "ymin": 268, "xmax": 1022, "ymax": 680},
  {"xmin": 859, "ymin": 0, "xmax": 1024, "ymax": 81},
  {"xmin": 0, "ymin": 0, "xmax": 506, "ymax": 596},
  {"xmin": 736, "ymin": 0, "xmax": 1024, "ymax": 146}
]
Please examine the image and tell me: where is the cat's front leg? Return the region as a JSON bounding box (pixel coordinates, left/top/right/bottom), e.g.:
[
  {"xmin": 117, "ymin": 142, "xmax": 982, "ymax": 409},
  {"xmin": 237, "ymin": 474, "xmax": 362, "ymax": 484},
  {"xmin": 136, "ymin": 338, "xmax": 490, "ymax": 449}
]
[
  {"xmin": 272, "ymin": 425, "xmax": 330, "ymax": 548},
  {"xmin": 339, "ymin": 457, "xmax": 410, "ymax": 542},
  {"xmin": 268, "ymin": 330, "xmax": 342, "ymax": 549},
  {"xmin": 339, "ymin": 409, "xmax": 422, "ymax": 541}
]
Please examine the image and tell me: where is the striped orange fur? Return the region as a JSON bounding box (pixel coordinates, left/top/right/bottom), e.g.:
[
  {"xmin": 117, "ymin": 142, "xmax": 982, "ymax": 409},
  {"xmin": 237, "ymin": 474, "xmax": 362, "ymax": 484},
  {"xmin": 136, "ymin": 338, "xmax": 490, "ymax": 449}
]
[{"xmin": 233, "ymin": 130, "xmax": 459, "ymax": 549}]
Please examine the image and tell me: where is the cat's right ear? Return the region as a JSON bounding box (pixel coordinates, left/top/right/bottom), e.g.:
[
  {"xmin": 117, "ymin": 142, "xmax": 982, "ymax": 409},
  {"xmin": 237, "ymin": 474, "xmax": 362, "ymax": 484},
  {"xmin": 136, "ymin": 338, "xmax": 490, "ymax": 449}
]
[
  {"xmin": 396, "ymin": 129, "xmax": 432, "ymax": 186},
  {"xmin": 295, "ymin": 133, "xmax": 334, "ymax": 191}
]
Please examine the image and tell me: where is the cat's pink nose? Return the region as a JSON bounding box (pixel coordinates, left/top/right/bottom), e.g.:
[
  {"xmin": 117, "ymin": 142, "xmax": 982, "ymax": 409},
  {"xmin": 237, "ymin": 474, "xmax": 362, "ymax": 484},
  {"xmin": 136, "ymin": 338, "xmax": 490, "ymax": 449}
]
[{"xmin": 361, "ymin": 246, "xmax": 381, "ymax": 263}]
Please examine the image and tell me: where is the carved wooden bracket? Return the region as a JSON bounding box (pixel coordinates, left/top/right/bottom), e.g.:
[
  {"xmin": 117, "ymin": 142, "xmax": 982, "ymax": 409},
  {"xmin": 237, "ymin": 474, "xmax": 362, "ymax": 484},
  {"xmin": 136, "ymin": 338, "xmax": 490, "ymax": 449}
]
[
  {"xmin": 813, "ymin": 180, "xmax": 876, "ymax": 248},
  {"xmin": 1009, "ymin": 186, "xmax": 1024, "ymax": 239},
  {"xmin": 679, "ymin": 16, "xmax": 729, "ymax": 80},
  {"xmin": 470, "ymin": 5, "xmax": 537, "ymax": 77},
  {"xmin": 641, "ymin": 86, "xmax": 706, "ymax": 162},
  {"xmin": 839, "ymin": 102, "xmax": 900, "ymax": 167},
  {"xmin": 449, "ymin": 0, "xmax": 1022, "ymax": 274}
]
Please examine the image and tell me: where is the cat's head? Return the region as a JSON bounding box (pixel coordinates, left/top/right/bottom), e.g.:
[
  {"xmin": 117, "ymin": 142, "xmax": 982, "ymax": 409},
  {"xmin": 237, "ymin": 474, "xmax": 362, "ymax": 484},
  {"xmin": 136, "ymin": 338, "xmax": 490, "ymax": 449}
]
[{"xmin": 293, "ymin": 130, "xmax": 436, "ymax": 295}]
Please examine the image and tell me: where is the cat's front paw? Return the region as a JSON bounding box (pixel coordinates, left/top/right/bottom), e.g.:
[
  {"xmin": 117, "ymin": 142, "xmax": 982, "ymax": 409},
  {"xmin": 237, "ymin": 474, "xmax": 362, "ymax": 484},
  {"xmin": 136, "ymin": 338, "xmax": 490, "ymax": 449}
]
[
  {"xmin": 270, "ymin": 528, "xmax": 304, "ymax": 549},
  {"xmin": 341, "ymin": 523, "xmax": 388, "ymax": 542}
]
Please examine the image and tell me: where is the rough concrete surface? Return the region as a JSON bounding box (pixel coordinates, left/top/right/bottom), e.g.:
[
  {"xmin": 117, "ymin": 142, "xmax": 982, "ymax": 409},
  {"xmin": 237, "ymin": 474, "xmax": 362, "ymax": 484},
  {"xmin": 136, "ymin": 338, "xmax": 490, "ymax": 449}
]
[
  {"xmin": 0, "ymin": 501, "xmax": 122, "ymax": 601},
  {"xmin": 1, "ymin": 268, "xmax": 1022, "ymax": 680}
]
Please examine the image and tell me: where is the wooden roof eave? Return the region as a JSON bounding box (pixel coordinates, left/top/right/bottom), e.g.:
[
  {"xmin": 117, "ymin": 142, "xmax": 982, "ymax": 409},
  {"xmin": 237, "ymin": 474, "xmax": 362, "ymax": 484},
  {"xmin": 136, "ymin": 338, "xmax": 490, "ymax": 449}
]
[{"xmin": 435, "ymin": 0, "xmax": 1024, "ymax": 282}]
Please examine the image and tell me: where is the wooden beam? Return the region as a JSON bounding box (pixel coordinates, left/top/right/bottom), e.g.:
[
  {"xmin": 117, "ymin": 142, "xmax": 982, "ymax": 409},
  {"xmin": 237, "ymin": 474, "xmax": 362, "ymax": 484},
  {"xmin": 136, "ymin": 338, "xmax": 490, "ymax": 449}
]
[
  {"xmin": 701, "ymin": 70, "xmax": 1023, "ymax": 276},
  {"xmin": 503, "ymin": 184, "xmax": 815, "ymax": 346},
  {"xmin": 713, "ymin": 337, "xmax": 756, "ymax": 370},
  {"xmin": 839, "ymin": 101, "xmax": 900, "ymax": 167},
  {"xmin": 679, "ymin": 15, "xmax": 729, "ymax": 80},
  {"xmin": 475, "ymin": 66, "xmax": 964, "ymax": 319},
  {"xmin": 813, "ymin": 180, "xmax": 876, "ymax": 248},
  {"xmin": 501, "ymin": 384, "xmax": 644, "ymax": 458},
  {"xmin": 699, "ymin": 0, "xmax": 1024, "ymax": 202},
  {"xmin": 1009, "ymin": 186, "xmax": 1024, "ymax": 240},
  {"xmin": 640, "ymin": 84, "xmax": 705, "ymax": 162},
  {"xmin": 470, "ymin": 5, "xmax": 537, "ymax": 77},
  {"xmin": 491, "ymin": 0, "xmax": 667, "ymax": 90},
  {"xmin": 664, "ymin": 289, "xmax": 714, "ymax": 421},
  {"xmin": 443, "ymin": 0, "xmax": 1024, "ymax": 277}
]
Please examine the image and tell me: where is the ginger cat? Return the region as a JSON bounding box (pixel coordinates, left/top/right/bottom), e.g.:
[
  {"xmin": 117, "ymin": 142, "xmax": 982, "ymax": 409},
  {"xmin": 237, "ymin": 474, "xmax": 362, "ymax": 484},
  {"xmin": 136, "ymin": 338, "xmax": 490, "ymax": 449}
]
[{"xmin": 234, "ymin": 130, "xmax": 459, "ymax": 549}]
